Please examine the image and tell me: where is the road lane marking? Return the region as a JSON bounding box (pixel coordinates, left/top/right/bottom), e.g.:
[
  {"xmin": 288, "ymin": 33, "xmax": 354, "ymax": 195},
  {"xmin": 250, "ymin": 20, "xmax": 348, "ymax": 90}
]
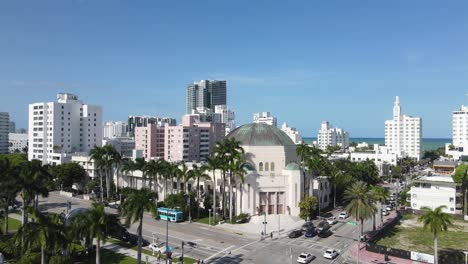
[{"xmin": 204, "ymin": 245, "xmax": 236, "ymax": 262}]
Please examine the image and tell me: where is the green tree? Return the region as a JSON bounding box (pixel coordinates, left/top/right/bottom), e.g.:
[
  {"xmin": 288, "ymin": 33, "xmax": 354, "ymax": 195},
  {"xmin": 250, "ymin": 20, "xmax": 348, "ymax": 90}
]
[
  {"xmin": 296, "ymin": 143, "xmax": 312, "ymax": 200},
  {"xmin": 369, "ymin": 186, "xmax": 390, "ymax": 229},
  {"xmin": 190, "ymin": 164, "xmax": 211, "ymax": 219},
  {"xmin": 343, "ymin": 181, "xmax": 377, "ymax": 235},
  {"xmin": 122, "ymin": 159, "xmax": 137, "ymax": 189},
  {"xmin": 90, "ymin": 145, "xmax": 121, "ymax": 201},
  {"xmin": 419, "ymin": 206, "xmax": 453, "ymax": 264},
  {"xmin": 49, "ymin": 163, "xmax": 87, "ymax": 191},
  {"xmin": 299, "ymin": 196, "xmax": 318, "ymax": 221},
  {"xmin": 206, "ymin": 155, "xmax": 222, "ymax": 223},
  {"xmin": 143, "ymin": 159, "xmax": 162, "ymax": 193},
  {"xmin": 122, "ymin": 189, "xmax": 156, "ymax": 264},
  {"xmin": 0, "ymin": 156, "xmax": 21, "ymax": 234},
  {"xmin": 71, "ymin": 203, "xmax": 118, "ymax": 264}
]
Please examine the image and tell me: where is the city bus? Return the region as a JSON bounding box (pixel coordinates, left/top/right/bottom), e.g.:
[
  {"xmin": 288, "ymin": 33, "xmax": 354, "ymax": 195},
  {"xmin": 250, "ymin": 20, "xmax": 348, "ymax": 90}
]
[{"xmin": 157, "ymin": 207, "xmax": 184, "ymax": 222}]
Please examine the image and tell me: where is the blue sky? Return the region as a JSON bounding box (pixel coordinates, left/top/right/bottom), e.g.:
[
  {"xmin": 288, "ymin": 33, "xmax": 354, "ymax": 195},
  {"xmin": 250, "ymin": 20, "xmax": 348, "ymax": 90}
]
[{"xmin": 1, "ymin": 0, "xmax": 467, "ymax": 138}]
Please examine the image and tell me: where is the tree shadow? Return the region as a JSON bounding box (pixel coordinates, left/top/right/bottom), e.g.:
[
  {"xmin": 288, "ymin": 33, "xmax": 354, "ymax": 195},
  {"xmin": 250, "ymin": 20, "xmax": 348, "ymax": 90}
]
[
  {"xmin": 207, "ymin": 253, "xmax": 245, "ymax": 263},
  {"xmin": 439, "ymin": 248, "xmax": 464, "ymax": 264}
]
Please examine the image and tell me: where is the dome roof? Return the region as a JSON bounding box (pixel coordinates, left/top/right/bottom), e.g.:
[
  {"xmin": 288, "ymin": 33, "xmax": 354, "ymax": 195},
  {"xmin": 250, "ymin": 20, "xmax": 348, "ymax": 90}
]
[
  {"xmin": 227, "ymin": 123, "xmax": 295, "ymax": 146},
  {"xmin": 285, "ymin": 162, "xmax": 301, "ymax": 171}
]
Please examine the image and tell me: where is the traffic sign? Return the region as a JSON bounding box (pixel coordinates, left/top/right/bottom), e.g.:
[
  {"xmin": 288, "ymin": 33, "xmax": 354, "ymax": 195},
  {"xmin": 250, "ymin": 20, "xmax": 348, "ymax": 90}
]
[{"xmin": 346, "ymin": 221, "xmax": 357, "ymax": 226}]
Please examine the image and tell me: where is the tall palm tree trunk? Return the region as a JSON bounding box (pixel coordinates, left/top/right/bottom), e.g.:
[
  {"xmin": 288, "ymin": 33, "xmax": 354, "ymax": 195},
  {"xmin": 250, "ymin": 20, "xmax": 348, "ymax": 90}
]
[
  {"xmin": 222, "ymin": 172, "xmax": 226, "ymax": 219},
  {"xmin": 164, "ymin": 178, "xmax": 168, "ymax": 200},
  {"xmin": 99, "ymin": 169, "xmax": 104, "ymax": 202},
  {"xmin": 106, "ymin": 168, "xmax": 111, "ymax": 200},
  {"xmin": 96, "ymin": 239, "xmax": 101, "ymax": 264},
  {"xmin": 229, "ymin": 174, "xmax": 233, "ymax": 222},
  {"xmin": 373, "ymin": 215, "xmax": 376, "ymax": 231},
  {"xmin": 4, "ymin": 206, "xmax": 8, "ymax": 234},
  {"xmin": 434, "ymin": 232, "xmax": 438, "ymax": 264},
  {"xmin": 197, "ymin": 177, "xmax": 201, "ymax": 219},
  {"xmin": 137, "ymin": 217, "xmax": 143, "ymax": 264},
  {"xmin": 41, "ymin": 245, "xmax": 46, "ymax": 264},
  {"xmin": 213, "ymin": 172, "xmax": 216, "ymax": 224}
]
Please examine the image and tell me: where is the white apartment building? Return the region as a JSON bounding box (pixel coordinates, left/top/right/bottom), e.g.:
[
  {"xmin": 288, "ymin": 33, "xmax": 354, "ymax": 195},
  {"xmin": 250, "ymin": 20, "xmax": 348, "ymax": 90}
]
[
  {"xmin": 317, "ymin": 121, "xmax": 349, "ymax": 150},
  {"xmin": 103, "ymin": 121, "xmax": 128, "ymax": 139},
  {"xmin": 410, "ymin": 175, "xmax": 462, "ymax": 215},
  {"xmin": 350, "ymin": 144, "xmax": 397, "ymax": 176},
  {"xmin": 71, "ymin": 153, "xmax": 98, "ymax": 179},
  {"xmin": 253, "ymin": 112, "xmax": 277, "ymax": 127},
  {"xmin": 384, "ymin": 96, "xmax": 422, "ymax": 160},
  {"xmin": 102, "ymin": 137, "xmax": 135, "ymax": 158},
  {"xmin": 281, "ymin": 123, "xmax": 303, "ymax": 144},
  {"xmin": 28, "ymin": 93, "xmax": 102, "ymax": 165},
  {"xmin": 0, "ymin": 112, "xmax": 9, "ymax": 154},
  {"xmin": 9, "ymin": 133, "xmax": 28, "ymax": 153},
  {"xmin": 446, "ymin": 105, "xmax": 468, "ymax": 160},
  {"xmin": 214, "ymin": 105, "xmax": 236, "ymax": 135}
]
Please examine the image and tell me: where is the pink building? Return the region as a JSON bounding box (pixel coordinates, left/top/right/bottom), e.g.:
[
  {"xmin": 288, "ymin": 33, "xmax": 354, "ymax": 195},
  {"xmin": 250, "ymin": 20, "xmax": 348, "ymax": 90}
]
[
  {"xmin": 135, "ymin": 124, "xmax": 165, "ymax": 160},
  {"xmin": 165, "ymin": 114, "xmax": 225, "ymax": 162}
]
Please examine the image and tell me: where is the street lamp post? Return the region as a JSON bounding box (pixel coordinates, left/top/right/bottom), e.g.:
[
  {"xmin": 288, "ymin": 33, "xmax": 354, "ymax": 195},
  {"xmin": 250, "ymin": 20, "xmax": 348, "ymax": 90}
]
[
  {"xmin": 463, "ymin": 251, "xmax": 468, "ymax": 264},
  {"xmin": 165, "ymin": 219, "xmax": 169, "ymax": 264},
  {"xmin": 208, "ymin": 209, "xmax": 212, "ymax": 226}
]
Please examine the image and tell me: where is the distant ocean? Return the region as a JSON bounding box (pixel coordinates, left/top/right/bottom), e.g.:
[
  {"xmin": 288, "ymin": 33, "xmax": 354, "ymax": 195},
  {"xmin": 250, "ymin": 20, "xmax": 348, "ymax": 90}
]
[{"xmin": 302, "ymin": 137, "xmax": 450, "ymax": 151}]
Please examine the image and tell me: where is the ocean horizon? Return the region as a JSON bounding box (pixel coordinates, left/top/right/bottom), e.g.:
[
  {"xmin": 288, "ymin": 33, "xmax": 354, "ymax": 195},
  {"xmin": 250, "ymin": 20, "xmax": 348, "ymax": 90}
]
[{"xmin": 303, "ymin": 137, "xmax": 450, "ymax": 151}]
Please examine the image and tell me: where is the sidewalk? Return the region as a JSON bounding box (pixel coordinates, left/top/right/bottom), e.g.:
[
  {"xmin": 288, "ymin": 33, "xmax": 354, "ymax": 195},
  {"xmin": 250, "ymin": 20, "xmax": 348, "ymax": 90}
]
[
  {"xmin": 347, "ymin": 242, "xmax": 424, "ymax": 264},
  {"xmin": 102, "ymin": 242, "xmax": 161, "ymax": 263}
]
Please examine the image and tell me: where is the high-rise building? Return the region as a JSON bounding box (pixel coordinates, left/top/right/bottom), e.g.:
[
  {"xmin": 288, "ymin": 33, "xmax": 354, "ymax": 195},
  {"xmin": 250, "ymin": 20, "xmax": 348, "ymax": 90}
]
[
  {"xmin": 165, "ymin": 114, "xmax": 225, "ymax": 162},
  {"xmin": 253, "ymin": 112, "xmax": 277, "ymax": 127},
  {"xmin": 135, "ymin": 124, "xmax": 165, "ymax": 160},
  {"xmin": 186, "ymin": 80, "xmax": 227, "ymax": 114},
  {"xmin": 127, "ymin": 116, "xmax": 176, "ymax": 137},
  {"xmin": 317, "ymin": 121, "xmax": 349, "ymax": 150},
  {"xmin": 103, "ymin": 121, "xmax": 128, "ymax": 139},
  {"xmin": 9, "ymin": 121, "xmax": 15, "ymax": 133},
  {"xmin": 28, "ymin": 93, "xmax": 103, "ymax": 165},
  {"xmin": 214, "ymin": 105, "xmax": 236, "ymax": 135},
  {"xmin": 0, "ymin": 112, "xmax": 9, "ymax": 154},
  {"xmin": 281, "ymin": 123, "xmax": 303, "ymax": 144},
  {"xmin": 384, "ymin": 96, "xmax": 422, "ymax": 160},
  {"xmin": 9, "ymin": 133, "xmax": 28, "ymax": 153},
  {"xmin": 451, "ymin": 105, "xmax": 468, "ymax": 147}
]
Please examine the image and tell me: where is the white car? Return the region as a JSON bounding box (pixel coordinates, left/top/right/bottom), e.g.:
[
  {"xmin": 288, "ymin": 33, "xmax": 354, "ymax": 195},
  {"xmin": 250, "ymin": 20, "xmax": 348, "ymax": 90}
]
[
  {"xmin": 338, "ymin": 212, "xmax": 349, "ymax": 219},
  {"xmin": 148, "ymin": 242, "xmax": 166, "ymax": 254},
  {"xmin": 327, "ymin": 217, "xmax": 337, "ymax": 225},
  {"xmin": 297, "ymin": 253, "xmax": 315, "ymax": 263},
  {"xmin": 323, "ymin": 249, "xmax": 339, "ymax": 259},
  {"xmin": 382, "ymin": 209, "xmax": 389, "ymax": 216}
]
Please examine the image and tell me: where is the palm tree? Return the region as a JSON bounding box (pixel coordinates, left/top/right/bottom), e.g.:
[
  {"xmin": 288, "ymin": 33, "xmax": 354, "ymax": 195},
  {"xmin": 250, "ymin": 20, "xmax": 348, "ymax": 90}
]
[
  {"xmin": 419, "ymin": 206, "xmax": 453, "ymax": 264},
  {"xmin": 143, "ymin": 159, "xmax": 161, "ymax": 193},
  {"xmin": 207, "ymin": 156, "xmax": 222, "ymax": 224},
  {"xmin": 0, "ymin": 156, "xmax": 20, "ymax": 234},
  {"xmin": 343, "ymin": 181, "xmax": 377, "ymax": 235},
  {"xmin": 190, "ymin": 164, "xmax": 211, "ymax": 219},
  {"xmin": 178, "ymin": 162, "xmax": 191, "ymax": 193},
  {"xmin": 18, "ymin": 160, "xmax": 51, "ymax": 224},
  {"xmin": 89, "ymin": 146, "xmax": 106, "ymax": 202},
  {"xmin": 14, "ymin": 209, "xmax": 65, "ymax": 264},
  {"xmin": 122, "ymin": 159, "xmax": 137, "ymax": 189},
  {"xmin": 122, "ymin": 189, "xmax": 156, "ymax": 264},
  {"xmin": 369, "ymin": 186, "xmax": 390, "ymax": 229},
  {"xmin": 158, "ymin": 160, "xmax": 171, "ymax": 200},
  {"xmin": 213, "ymin": 140, "xmax": 230, "ymax": 219},
  {"xmin": 231, "ymin": 158, "xmax": 247, "ymax": 216},
  {"xmin": 71, "ymin": 203, "xmax": 118, "ymax": 264},
  {"xmin": 296, "ymin": 143, "xmax": 311, "ymax": 199},
  {"xmin": 134, "ymin": 158, "xmax": 147, "ymax": 189}
]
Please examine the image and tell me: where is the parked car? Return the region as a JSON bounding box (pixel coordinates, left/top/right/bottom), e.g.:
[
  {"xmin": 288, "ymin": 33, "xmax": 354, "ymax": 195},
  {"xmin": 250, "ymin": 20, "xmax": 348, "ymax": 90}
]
[
  {"xmin": 148, "ymin": 242, "xmax": 167, "ymax": 254},
  {"xmin": 319, "ymin": 212, "xmax": 333, "ymax": 218},
  {"xmin": 338, "ymin": 211, "xmax": 349, "ymax": 219},
  {"xmin": 385, "ymin": 204, "xmax": 393, "ymax": 211},
  {"xmin": 297, "ymin": 253, "xmax": 315, "ymax": 263},
  {"xmin": 304, "ymin": 227, "xmax": 318, "ymax": 238},
  {"xmin": 317, "ymin": 221, "xmax": 330, "ymax": 232},
  {"xmin": 382, "ymin": 209, "xmax": 389, "ymax": 216},
  {"xmin": 301, "ymin": 222, "xmax": 315, "ymax": 232},
  {"xmin": 326, "ymin": 217, "xmax": 337, "ymax": 225},
  {"xmin": 289, "ymin": 230, "xmax": 303, "ymax": 239},
  {"xmin": 323, "ymin": 249, "xmax": 339, "ymax": 259}
]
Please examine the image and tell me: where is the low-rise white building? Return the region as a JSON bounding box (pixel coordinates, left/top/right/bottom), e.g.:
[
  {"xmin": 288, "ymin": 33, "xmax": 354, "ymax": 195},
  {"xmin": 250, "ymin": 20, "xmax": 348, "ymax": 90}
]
[
  {"xmin": 253, "ymin": 112, "xmax": 277, "ymax": 127},
  {"xmin": 102, "ymin": 137, "xmax": 135, "ymax": 158},
  {"xmin": 71, "ymin": 153, "xmax": 98, "ymax": 179},
  {"xmin": 410, "ymin": 175, "xmax": 462, "ymax": 215},
  {"xmin": 103, "ymin": 121, "xmax": 128, "ymax": 139},
  {"xmin": 281, "ymin": 123, "xmax": 303, "ymax": 144},
  {"xmin": 350, "ymin": 145, "xmax": 396, "ymax": 176},
  {"xmin": 9, "ymin": 133, "xmax": 28, "ymax": 153}
]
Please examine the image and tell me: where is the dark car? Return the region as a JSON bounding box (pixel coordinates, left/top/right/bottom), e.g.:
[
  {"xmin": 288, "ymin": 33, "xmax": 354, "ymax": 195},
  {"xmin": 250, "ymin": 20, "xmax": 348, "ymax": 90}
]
[
  {"xmin": 318, "ymin": 229, "xmax": 333, "ymax": 238},
  {"xmin": 126, "ymin": 233, "xmax": 149, "ymax": 246},
  {"xmin": 301, "ymin": 222, "xmax": 314, "ymax": 232},
  {"xmin": 288, "ymin": 230, "xmax": 303, "ymax": 239},
  {"xmin": 319, "ymin": 212, "xmax": 334, "ymax": 218},
  {"xmin": 317, "ymin": 221, "xmax": 330, "ymax": 232},
  {"xmin": 304, "ymin": 227, "xmax": 318, "ymax": 238}
]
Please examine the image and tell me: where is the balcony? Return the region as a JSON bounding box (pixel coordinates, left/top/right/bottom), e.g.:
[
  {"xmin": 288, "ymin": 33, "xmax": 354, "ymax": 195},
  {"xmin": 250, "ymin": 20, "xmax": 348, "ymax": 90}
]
[{"xmin": 456, "ymin": 203, "xmax": 463, "ymax": 209}]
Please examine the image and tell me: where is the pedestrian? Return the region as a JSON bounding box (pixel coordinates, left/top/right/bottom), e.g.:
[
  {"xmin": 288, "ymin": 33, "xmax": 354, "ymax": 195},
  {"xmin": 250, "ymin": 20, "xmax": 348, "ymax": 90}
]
[
  {"xmin": 201, "ymin": 260, "xmax": 204, "ymax": 264},
  {"xmin": 270, "ymin": 232, "xmax": 273, "ymax": 239}
]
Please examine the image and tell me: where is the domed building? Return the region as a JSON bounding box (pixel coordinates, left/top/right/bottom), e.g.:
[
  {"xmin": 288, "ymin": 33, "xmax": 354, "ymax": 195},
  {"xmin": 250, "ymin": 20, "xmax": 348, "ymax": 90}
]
[{"xmin": 225, "ymin": 123, "xmax": 330, "ymax": 217}]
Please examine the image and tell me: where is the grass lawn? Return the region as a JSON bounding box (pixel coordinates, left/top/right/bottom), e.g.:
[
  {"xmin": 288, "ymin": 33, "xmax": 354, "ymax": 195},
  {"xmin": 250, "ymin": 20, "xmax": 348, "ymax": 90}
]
[
  {"xmin": 0, "ymin": 216, "xmax": 22, "ymax": 233},
  {"xmin": 195, "ymin": 216, "xmax": 217, "ymax": 225},
  {"xmin": 377, "ymin": 223, "xmax": 468, "ymax": 254},
  {"xmin": 101, "ymin": 248, "xmax": 137, "ymax": 264}
]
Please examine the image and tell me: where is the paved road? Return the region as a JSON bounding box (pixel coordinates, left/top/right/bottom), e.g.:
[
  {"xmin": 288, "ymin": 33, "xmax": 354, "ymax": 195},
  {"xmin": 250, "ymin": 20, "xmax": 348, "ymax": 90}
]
[{"xmin": 37, "ymin": 192, "xmax": 395, "ymax": 263}]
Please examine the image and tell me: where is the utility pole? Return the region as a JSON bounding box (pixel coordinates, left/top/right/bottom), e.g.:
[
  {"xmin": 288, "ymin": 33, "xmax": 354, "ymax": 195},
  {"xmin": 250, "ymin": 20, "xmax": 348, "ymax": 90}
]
[
  {"xmin": 290, "ymin": 248, "xmax": 293, "ymax": 264},
  {"xmin": 263, "ymin": 212, "xmax": 267, "ymax": 238},
  {"xmin": 181, "ymin": 241, "xmax": 185, "ymax": 264},
  {"xmin": 165, "ymin": 219, "xmax": 169, "ymax": 264}
]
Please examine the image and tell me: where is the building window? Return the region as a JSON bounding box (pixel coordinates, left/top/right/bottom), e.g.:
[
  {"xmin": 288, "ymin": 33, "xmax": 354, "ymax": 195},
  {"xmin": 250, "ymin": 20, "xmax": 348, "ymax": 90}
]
[
  {"xmin": 258, "ymin": 162, "xmax": 263, "ymax": 171},
  {"xmin": 270, "ymin": 162, "xmax": 275, "ymax": 171},
  {"xmin": 265, "ymin": 162, "xmax": 269, "ymax": 171},
  {"xmin": 450, "ymin": 197, "xmax": 454, "ymax": 202},
  {"xmin": 412, "ymin": 194, "xmax": 417, "ymax": 198}
]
